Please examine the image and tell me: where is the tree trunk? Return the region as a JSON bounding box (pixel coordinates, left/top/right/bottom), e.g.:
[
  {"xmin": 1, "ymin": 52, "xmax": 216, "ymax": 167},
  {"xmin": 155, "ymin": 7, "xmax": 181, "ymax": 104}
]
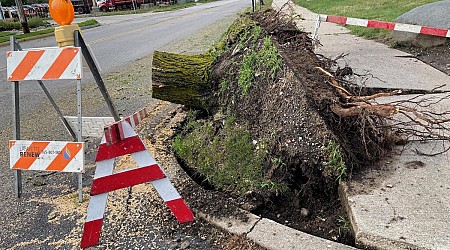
[
  {"xmin": 152, "ymin": 51, "xmax": 215, "ymax": 111},
  {"xmin": 14, "ymin": 0, "xmax": 30, "ymax": 34}
]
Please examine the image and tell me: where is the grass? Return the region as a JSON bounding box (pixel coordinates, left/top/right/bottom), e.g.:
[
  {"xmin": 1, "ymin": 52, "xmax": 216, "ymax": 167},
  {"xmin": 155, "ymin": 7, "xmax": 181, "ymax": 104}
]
[
  {"xmin": 99, "ymin": 0, "xmax": 216, "ymax": 16},
  {"xmin": 323, "ymin": 140, "xmax": 347, "ymax": 181},
  {"xmin": 77, "ymin": 19, "xmax": 99, "ymax": 27},
  {"xmin": 260, "ymin": 36, "xmax": 282, "ymax": 79},
  {"xmin": 238, "ymin": 50, "xmax": 257, "ymax": 96},
  {"xmin": 294, "ymin": 0, "xmax": 442, "ymax": 38},
  {"xmin": 172, "ymin": 114, "xmax": 285, "ymax": 195},
  {"xmin": 238, "ymin": 35, "xmax": 282, "ymax": 97},
  {"xmin": 330, "ymin": 215, "xmax": 351, "ymax": 239},
  {"xmin": 0, "ymin": 19, "xmax": 99, "ymax": 44}
]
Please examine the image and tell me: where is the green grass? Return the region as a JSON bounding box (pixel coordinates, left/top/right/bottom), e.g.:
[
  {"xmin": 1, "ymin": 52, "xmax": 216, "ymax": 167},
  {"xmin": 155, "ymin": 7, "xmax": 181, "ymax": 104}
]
[
  {"xmin": 78, "ymin": 19, "xmax": 99, "ymax": 27},
  {"xmin": 99, "ymin": 0, "xmax": 216, "ymax": 16},
  {"xmin": 0, "ymin": 19, "xmax": 99, "ymax": 44},
  {"xmin": 238, "ymin": 50, "xmax": 257, "ymax": 96},
  {"xmin": 238, "ymin": 35, "xmax": 282, "ymax": 97},
  {"xmin": 323, "ymin": 140, "xmax": 347, "ymax": 181},
  {"xmin": 260, "ymin": 36, "xmax": 282, "ymax": 79},
  {"xmin": 294, "ymin": 0, "xmax": 441, "ymax": 38},
  {"xmin": 173, "ymin": 115, "xmax": 286, "ymax": 195}
]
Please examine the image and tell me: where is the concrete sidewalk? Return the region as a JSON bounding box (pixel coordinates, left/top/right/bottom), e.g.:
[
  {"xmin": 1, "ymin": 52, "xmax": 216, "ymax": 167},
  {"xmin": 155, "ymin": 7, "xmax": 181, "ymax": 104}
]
[{"xmin": 272, "ymin": 0, "xmax": 450, "ymax": 249}]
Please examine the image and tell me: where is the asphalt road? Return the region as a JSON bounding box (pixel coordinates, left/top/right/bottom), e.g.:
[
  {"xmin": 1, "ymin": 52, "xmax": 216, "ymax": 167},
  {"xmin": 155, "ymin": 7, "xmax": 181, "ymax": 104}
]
[{"xmin": 0, "ymin": 0, "xmax": 249, "ymax": 248}]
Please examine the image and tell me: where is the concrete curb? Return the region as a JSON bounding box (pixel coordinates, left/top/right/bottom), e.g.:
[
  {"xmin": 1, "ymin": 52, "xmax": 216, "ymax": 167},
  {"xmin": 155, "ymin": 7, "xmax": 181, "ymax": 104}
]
[{"xmin": 197, "ymin": 202, "xmax": 357, "ymax": 250}]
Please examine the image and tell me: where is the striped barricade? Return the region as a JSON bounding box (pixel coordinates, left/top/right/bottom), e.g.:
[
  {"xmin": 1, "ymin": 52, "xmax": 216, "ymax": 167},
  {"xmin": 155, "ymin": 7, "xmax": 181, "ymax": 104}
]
[
  {"xmin": 313, "ymin": 14, "xmax": 450, "ymax": 44},
  {"xmin": 6, "ymin": 47, "xmax": 83, "ymax": 81},
  {"xmin": 81, "ymin": 121, "xmax": 194, "ymax": 248},
  {"xmin": 319, "ymin": 15, "xmax": 450, "ymax": 38},
  {"xmin": 63, "ymin": 107, "xmax": 149, "ymax": 138},
  {"xmin": 9, "ymin": 140, "xmax": 84, "ymax": 173},
  {"xmin": 124, "ymin": 106, "xmax": 148, "ymax": 128}
]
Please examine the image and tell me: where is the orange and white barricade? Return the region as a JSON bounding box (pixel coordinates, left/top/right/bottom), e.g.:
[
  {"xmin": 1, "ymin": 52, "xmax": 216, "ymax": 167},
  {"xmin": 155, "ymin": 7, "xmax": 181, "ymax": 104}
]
[
  {"xmin": 7, "ymin": 47, "xmax": 82, "ymax": 81},
  {"xmin": 6, "ymin": 44, "xmax": 85, "ymax": 201},
  {"xmin": 10, "ymin": 140, "xmax": 84, "ymax": 172}
]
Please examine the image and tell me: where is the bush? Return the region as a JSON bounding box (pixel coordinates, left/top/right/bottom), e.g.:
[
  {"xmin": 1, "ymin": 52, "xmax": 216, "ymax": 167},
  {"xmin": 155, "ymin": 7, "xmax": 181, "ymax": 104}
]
[{"xmin": 0, "ymin": 17, "xmax": 49, "ymax": 31}]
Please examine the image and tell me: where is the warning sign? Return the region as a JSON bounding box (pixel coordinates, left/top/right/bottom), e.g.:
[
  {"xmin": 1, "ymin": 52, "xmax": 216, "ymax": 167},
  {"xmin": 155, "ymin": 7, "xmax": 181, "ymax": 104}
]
[{"xmin": 10, "ymin": 140, "xmax": 84, "ymax": 173}]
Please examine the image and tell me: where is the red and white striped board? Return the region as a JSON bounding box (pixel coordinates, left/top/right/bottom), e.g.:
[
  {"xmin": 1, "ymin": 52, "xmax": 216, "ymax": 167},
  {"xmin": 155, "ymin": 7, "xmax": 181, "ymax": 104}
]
[
  {"xmin": 6, "ymin": 47, "xmax": 82, "ymax": 81},
  {"xmin": 124, "ymin": 107, "xmax": 149, "ymax": 128},
  {"xmin": 63, "ymin": 107, "xmax": 148, "ymax": 138},
  {"xmin": 9, "ymin": 140, "xmax": 84, "ymax": 173},
  {"xmin": 319, "ymin": 15, "xmax": 450, "ymax": 38},
  {"xmin": 81, "ymin": 121, "xmax": 194, "ymax": 248}
]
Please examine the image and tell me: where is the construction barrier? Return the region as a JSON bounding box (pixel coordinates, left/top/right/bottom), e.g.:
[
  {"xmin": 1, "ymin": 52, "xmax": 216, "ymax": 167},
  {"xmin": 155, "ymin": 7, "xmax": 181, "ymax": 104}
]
[
  {"xmin": 64, "ymin": 107, "xmax": 149, "ymax": 138},
  {"xmin": 81, "ymin": 121, "xmax": 194, "ymax": 248},
  {"xmin": 7, "ymin": 47, "xmax": 83, "ymax": 81},
  {"xmin": 312, "ymin": 14, "xmax": 450, "ymax": 45},
  {"xmin": 6, "ymin": 39, "xmax": 87, "ymax": 201},
  {"xmin": 124, "ymin": 107, "xmax": 148, "ymax": 128},
  {"xmin": 318, "ymin": 15, "xmax": 450, "ymax": 38},
  {"xmin": 9, "ymin": 141, "xmax": 84, "ymax": 172}
]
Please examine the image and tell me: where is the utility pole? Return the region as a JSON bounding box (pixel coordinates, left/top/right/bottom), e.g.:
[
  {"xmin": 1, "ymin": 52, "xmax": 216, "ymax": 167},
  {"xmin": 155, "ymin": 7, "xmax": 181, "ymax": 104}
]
[{"xmin": 14, "ymin": 0, "xmax": 30, "ymax": 33}]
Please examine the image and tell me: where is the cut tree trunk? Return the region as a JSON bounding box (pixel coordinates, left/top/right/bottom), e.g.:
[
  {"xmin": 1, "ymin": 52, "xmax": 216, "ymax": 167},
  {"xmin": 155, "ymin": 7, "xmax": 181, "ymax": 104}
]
[{"xmin": 152, "ymin": 51, "xmax": 215, "ymax": 111}]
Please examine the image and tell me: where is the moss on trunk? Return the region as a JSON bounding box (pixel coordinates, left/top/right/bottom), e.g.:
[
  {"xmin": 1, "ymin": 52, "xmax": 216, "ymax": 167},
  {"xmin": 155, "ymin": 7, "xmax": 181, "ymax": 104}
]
[{"xmin": 152, "ymin": 51, "xmax": 215, "ymax": 111}]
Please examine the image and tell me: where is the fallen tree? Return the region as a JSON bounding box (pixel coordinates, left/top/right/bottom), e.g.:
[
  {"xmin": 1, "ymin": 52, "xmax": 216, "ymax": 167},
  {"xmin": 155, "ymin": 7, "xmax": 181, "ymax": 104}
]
[
  {"xmin": 152, "ymin": 51, "xmax": 215, "ymax": 111},
  {"xmin": 151, "ymin": 8, "xmax": 450, "ymax": 244}
]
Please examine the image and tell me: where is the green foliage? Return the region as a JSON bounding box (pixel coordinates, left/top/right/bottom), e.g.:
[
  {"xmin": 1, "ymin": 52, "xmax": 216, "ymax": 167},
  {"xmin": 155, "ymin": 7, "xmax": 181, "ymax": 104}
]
[
  {"xmin": 173, "ymin": 116, "xmax": 282, "ymax": 195},
  {"xmin": 294, "ymin": 0, "xmax": 440, "ymax": 38},
  {"xmin": 323, "ymin": 140, "xmax": 347, "ymax": 181},
  {"xmin": 27, "ymin": 17, "xmax": 48, "ymax": 28},
  {"xmin": 0, "ymin": 18, "xmax": 98, "ymax": 44},
  {"xmin": 336, "ymin": 215, "xmax": 351, "ymax": 236},
  {"xmin": 78, "ymin": 19, "xmax": 99, "ymax": 27},
  {"xmin": 208, "ymin": 17, "xmax": 256, "ymax": 59},
  {"xmin": 237, "ymin": 35, "xmax": 282, "ymax": 97},
  {"xmin": 0, "ymin": 17, "xmax": 49, "ymax": 31},
  {"xmin": 271, "ymin": 156, "xmax": 286, "ymax": 167},
  {"xmin": 252, "ymin": 25, "xmax": 262, "ymax": 43},
  {"xmin": 260, "ymin": 36, "xmax": 282, "ymax": 79},
  {"xmin": 238, "ymin": 51, "xmax": 257, "ymax": 97},
  {"xmin": 0, "ymin": 20, "xmax": 21, "ymax": 30},
  {"xmin": 219, "ymin": 78, "xmax": 228, "ymax": 93}
]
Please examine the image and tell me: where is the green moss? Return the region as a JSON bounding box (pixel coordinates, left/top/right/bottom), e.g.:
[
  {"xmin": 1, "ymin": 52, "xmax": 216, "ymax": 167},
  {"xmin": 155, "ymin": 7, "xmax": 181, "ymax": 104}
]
[
  {"xmin": 208, "ymin": 15, "xmax": 257, "ymax": 59},
  {"xmin": 219, "ymin": 78, "xmax": 228, "ymax": 93},
  {"xmin": 173, "ymin": 115, "xmax": 283, "ymax": 194},
  {"xmin": 152, "ymin": 51, "xmax": 214, "ymax": 110}
]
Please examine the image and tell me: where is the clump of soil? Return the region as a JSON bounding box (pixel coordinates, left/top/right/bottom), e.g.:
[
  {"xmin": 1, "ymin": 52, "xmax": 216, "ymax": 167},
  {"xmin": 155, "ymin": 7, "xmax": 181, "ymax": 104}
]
[{"xmin": 172, "ymin": 10, "xmax": 397, "ymax": 245}]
